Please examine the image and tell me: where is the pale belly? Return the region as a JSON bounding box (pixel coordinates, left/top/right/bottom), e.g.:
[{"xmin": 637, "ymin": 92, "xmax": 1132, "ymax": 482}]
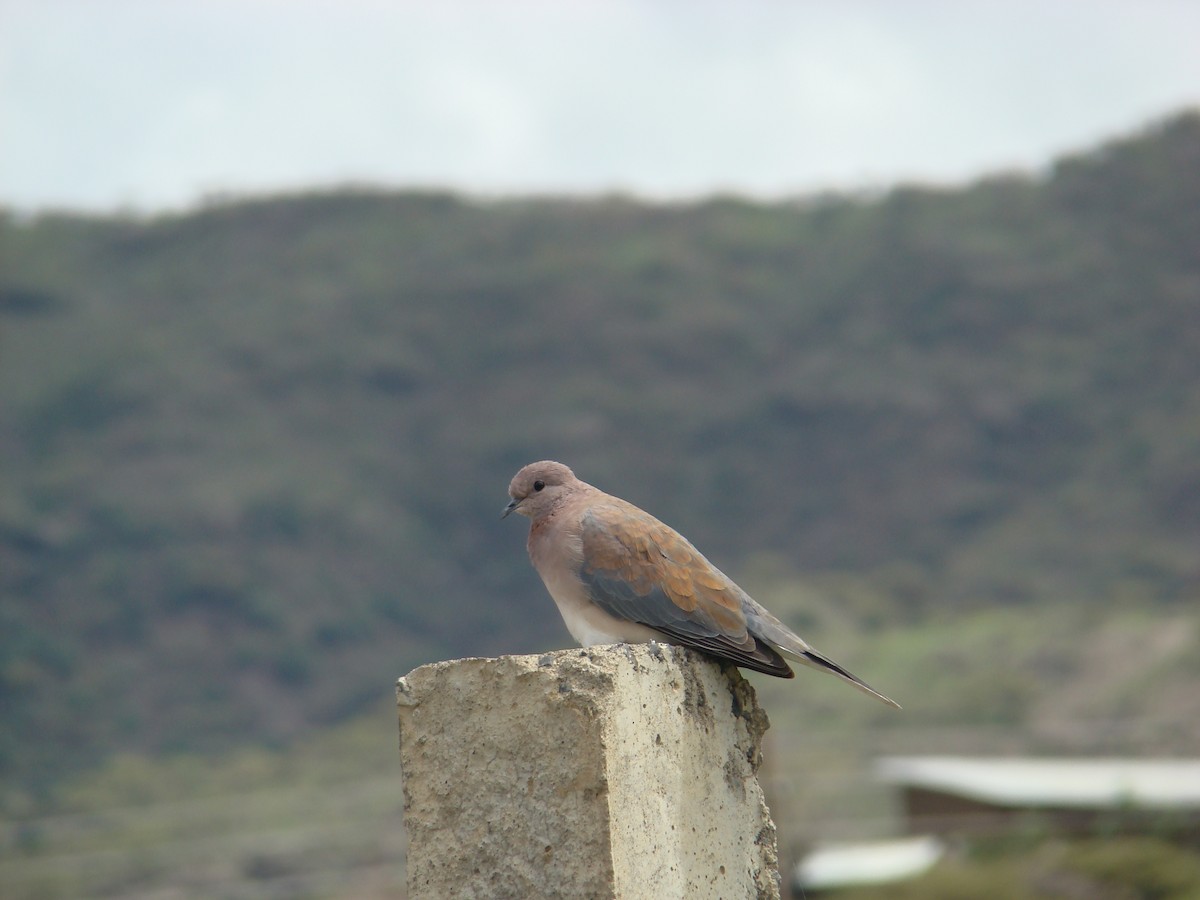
[{"xmin": 539, "ymin": 566, "xmax": 660, "ymax": 648}]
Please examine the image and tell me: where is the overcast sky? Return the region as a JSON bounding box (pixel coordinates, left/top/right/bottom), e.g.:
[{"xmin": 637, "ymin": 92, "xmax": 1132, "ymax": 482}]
[{"xmin": 3, "ymin": 1, "xmax": 1199, "ymax": 213}]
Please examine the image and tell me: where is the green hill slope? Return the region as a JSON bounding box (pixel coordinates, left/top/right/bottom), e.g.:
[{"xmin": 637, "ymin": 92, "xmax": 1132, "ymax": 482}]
[{"xmin": 2, "ymin": 112, "xmax": 1199, "ymax": 793}]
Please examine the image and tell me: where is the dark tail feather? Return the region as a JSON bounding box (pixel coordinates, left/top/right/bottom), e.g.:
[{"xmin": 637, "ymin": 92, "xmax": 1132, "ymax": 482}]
[{"xmin": 800, "ymin": 650, "xmax": 901, "ymax": 709}]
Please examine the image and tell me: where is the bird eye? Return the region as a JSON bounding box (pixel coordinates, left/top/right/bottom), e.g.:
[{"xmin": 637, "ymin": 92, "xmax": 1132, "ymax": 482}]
[{"xmin": 533, "ymin": 480, "xmax": 545, "ymax": 492}]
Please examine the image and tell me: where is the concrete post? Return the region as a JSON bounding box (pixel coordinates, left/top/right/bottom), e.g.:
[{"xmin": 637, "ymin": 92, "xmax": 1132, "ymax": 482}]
[{"xmin": 396, "ymin": 643, "xmax": 780, "ymax": 899}]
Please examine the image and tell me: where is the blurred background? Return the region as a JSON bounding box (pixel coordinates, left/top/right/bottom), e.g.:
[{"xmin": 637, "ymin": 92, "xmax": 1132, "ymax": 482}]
[{"xmin": 3, "ymin": 2, "xmax": 1200, "ymax": 897}]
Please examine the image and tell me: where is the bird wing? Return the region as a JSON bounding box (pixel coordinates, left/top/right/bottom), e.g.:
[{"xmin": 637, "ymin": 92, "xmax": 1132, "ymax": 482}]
[{"xmin": 578, "ymin": 502, "xmax": 794, "ymax": 678}]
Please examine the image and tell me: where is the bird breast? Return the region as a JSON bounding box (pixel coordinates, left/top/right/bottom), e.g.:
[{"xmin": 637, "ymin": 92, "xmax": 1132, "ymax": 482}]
[{"xmin": 529, "ymin": 512, "xmax": 658, "ymax": 648}]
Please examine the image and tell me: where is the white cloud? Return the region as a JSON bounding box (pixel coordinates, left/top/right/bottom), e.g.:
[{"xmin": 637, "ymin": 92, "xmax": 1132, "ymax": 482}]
[{"xmin": 2, "ymin": 0, "xmax": 1198, "ymax": 210}]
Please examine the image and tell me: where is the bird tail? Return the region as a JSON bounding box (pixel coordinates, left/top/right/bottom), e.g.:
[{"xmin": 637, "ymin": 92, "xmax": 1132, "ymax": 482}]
[
  {"xmin": 740, "ymin": 597, "xmax": 900, "ymax": 707},
  {"xmin": 794, "ymin": 648, "xmax": 901, "ymax": 709}
]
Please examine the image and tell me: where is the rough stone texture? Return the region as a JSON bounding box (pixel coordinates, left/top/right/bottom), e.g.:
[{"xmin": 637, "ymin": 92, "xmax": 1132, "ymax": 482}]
[{"xmin": 396, "ymin": 643, "xmax": 780, "ymax": 899}]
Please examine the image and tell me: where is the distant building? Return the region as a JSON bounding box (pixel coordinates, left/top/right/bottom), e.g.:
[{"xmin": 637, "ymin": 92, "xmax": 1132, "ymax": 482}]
[
  {"xmin": 792, "ymin": 835, "xmax": 946, "ymax": 895},
  {"xmin": 876, "ymin": 756, "xmax": 1200, "ymax": 839}
]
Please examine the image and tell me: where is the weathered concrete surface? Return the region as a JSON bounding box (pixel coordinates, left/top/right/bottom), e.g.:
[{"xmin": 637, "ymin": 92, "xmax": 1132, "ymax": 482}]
[{"xmin": 396, "ymin": 643, "xmax": 780, "ymax": 899}]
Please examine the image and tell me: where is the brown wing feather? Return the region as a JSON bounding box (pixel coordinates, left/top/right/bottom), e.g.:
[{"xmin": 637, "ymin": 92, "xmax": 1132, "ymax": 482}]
[
  {"xmin": 586, "ymin": 501, "xmax": 743, "ymax": 624},
  {"xmin": 579, "ymin": 501, "xmax": 793, "ymax": 678}
]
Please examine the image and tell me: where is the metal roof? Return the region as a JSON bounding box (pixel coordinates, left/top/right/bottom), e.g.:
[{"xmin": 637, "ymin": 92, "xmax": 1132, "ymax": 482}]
[
  {"xmin": 876, "ymin": 756, "xmax": 1200, "ymax": 809},
  {"xmin": 793, "ymin": 836, "xmax": 946, "ymax": 890}
]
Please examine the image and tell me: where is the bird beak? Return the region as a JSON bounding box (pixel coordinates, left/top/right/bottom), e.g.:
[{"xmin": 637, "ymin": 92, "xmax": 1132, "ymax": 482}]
[{"xmin": 501, "ymin": 498, "xmax": 519, "ymax": 519}]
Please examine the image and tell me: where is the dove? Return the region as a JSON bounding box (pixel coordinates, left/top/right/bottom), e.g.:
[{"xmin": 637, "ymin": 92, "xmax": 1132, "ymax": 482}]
[{"xmin": 504, "ymin": 460, "xmax": 899, "ymax": 708}]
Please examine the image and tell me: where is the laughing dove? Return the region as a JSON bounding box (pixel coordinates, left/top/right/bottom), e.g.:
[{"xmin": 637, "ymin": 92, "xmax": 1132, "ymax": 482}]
[{"xmin": 504, "ymin": 460, "xmax": 899, "ymax": 708}]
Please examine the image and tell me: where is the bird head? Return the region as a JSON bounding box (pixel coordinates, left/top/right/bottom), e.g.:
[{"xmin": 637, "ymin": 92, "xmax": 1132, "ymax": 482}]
[{"xmin": 503, "ymin": 460, "xmax": 577, "ymax": 519}]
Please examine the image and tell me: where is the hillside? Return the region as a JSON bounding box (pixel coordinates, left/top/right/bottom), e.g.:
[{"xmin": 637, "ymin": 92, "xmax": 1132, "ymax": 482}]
[{"xmin": 2, "ymin": 111, "xmax": 1199, "ymax": 797}]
